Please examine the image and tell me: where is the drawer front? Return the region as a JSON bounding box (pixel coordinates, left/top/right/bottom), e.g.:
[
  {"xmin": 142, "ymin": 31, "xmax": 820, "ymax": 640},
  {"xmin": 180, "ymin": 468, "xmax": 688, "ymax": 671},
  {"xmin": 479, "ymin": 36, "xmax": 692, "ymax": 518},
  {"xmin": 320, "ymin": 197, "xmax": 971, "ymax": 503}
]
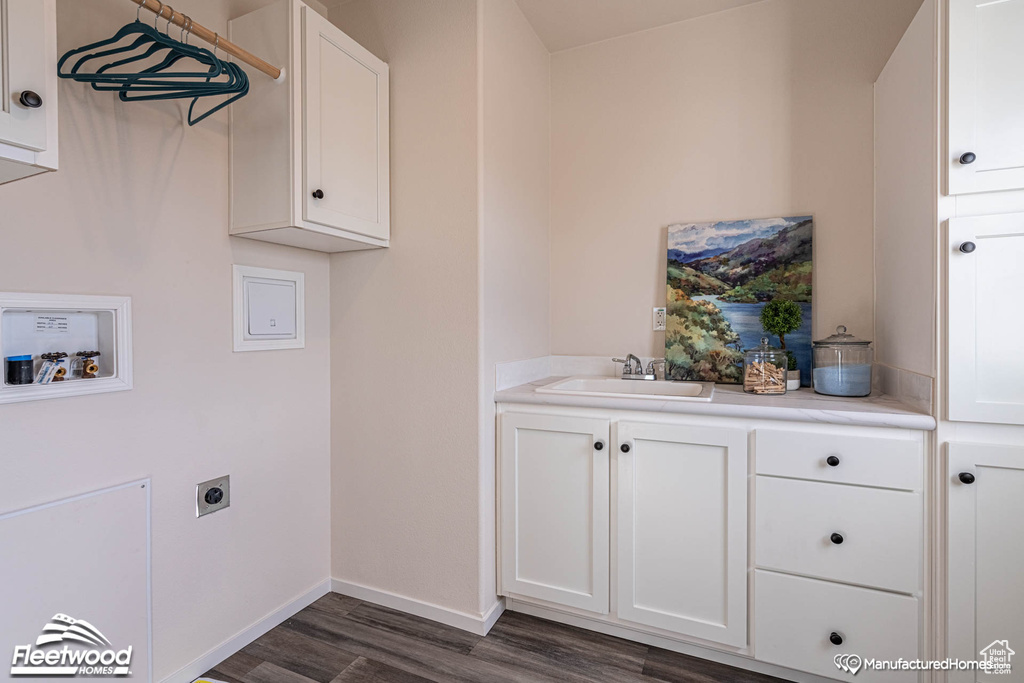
[
  {"xmin": 755, "ymin": 570, "xmax": 920, "ymax": 681},
  {"xmin": 755, "ymin": 429, "xmax": 922, "ymax": 490},
  {"xmin": 756, "ymin": 476, "xmax": 921, "ymax": 594}
]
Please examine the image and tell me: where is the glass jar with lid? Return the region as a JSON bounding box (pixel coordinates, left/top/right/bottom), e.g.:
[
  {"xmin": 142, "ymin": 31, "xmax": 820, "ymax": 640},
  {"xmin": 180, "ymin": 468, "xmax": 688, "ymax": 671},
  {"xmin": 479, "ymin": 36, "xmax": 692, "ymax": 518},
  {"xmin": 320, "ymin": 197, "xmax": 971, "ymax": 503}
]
[
  {"xmin": 812, "ymin": 325, "xmax": 873, "ymax": 397},
  {"xmin": 743, "ymin": 337, "xmax": 788, "ymax": 394}
]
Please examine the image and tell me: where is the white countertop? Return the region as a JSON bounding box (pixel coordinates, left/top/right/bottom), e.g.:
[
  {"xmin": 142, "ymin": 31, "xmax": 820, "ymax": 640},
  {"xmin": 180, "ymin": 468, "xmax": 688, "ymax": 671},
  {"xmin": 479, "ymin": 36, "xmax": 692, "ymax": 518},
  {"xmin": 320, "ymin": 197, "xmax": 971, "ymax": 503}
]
[{"xmin": 495, "ymin": 377, "xmax": 937, "ymax": 430}]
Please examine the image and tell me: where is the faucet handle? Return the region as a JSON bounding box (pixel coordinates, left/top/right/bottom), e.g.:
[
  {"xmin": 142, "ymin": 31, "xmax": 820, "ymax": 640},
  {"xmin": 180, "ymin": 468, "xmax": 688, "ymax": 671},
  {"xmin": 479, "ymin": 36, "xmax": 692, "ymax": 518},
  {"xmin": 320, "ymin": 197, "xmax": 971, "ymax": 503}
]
[
  {"xmin": 646, "ymin": 359, "xmax": 666, "ymax": 375},
  {"xmin": 612, "ymin": 357, "xmax": 632, "ymax": 372}
]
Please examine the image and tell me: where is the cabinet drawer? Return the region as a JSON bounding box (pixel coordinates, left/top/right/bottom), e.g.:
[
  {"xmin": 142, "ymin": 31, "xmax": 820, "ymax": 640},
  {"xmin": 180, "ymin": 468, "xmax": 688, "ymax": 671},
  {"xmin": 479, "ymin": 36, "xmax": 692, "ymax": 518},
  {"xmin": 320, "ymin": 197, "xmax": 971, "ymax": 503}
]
[
  {"xmin": 756, "ymin": 476, "xmax": 921, "ymax": 594},
  {"xmin": 755, "ymin": 429, "xmax": 921, "ymax": 490},
  {"xmin": 755, "ymin": 570, "xmax": 919, "ymax": 681}
]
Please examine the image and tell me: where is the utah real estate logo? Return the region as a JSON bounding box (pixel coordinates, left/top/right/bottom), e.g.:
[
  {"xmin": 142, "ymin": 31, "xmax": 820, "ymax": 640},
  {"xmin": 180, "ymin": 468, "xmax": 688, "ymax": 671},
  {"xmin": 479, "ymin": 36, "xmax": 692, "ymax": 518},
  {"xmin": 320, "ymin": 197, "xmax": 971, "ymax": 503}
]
[{"xmin": 10, "ymin": 614, "xmax": 133, "ymax": 677}]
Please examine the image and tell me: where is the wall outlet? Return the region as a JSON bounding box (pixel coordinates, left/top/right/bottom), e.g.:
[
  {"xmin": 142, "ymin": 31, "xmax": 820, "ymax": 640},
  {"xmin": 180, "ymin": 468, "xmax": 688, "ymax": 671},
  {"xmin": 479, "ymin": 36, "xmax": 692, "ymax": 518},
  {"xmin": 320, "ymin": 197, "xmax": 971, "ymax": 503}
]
[
  {"xmin": 196, "ymin": 476, "xmax": 230, "ymax": 517},
  {"xmin": 653, "ymin": 307, "xmax": 667, "ymax": 331}
]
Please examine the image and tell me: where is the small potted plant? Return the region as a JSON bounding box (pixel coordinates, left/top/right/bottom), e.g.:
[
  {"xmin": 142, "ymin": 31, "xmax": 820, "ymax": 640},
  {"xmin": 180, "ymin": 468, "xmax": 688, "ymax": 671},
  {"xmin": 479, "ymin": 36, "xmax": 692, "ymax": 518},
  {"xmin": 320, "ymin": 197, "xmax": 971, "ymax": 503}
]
[{"xmin": 760, "ymin": 299, "xmax": 803, "ymax": 390}]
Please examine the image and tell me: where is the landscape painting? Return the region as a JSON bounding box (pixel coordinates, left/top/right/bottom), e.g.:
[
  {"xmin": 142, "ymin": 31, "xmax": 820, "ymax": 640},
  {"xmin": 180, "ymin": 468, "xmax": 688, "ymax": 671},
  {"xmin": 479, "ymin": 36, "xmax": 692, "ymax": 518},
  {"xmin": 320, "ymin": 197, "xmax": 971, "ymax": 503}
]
[{"xmin": 666, "ymin": 215, "xmax": 813, "ymax": 384}]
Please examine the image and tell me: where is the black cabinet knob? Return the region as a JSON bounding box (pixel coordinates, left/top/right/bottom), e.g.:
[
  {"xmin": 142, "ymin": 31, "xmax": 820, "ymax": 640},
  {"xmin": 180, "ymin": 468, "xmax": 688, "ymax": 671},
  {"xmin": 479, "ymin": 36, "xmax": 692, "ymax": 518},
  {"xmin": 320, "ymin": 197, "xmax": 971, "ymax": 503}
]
[
  {"xmin": 959, "ymin": 152, "xmax": 977, "ymax": 165},
  {"xmin": 18, "ymin": 91, "xmax": 42, "ymax": 109},
  {"xmin": 830, "ymin": 632, "xmax": 844, "ymax": 646},
  {"xmin": 204, "ymin": 487, "xmax": 224, "ymax": 505},
  {"xmin": 826, "ymin": 455, "xmax": 840, "ymax": 467},
  {"xmin": 594, "ymin": 441, "xmax": 604, "ymax": 451},
  {"xmin": 959, "ymin": 241, "xmax": 976, "ymax": 254},
  {"xmin": 312, "ymin": 189, "xmax": 324, "ymax": 199},
  {"xmin": 620, "ymin": 443, "xmax": 630, "ymax": 453},
  {"xmin": 959, "ymin": 472, "xmax": 975, "ymax": 485},
  {"xmin": 830, "ymin": 533, "xmax": 844, "ymax": 545}
]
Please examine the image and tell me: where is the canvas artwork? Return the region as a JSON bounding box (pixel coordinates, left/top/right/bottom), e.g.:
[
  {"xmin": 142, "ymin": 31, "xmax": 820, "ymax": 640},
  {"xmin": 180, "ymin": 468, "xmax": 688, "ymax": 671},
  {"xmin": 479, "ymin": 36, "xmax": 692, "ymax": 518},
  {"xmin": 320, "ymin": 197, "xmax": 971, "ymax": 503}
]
[{"xmin": 665, "ymin": 215, "xmax": 813, "ymax": 384}]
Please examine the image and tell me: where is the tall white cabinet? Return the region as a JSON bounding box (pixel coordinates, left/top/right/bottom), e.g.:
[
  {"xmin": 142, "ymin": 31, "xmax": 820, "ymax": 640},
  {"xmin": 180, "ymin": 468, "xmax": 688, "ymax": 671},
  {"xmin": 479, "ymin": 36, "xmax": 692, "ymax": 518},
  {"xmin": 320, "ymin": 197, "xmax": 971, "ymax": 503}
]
[
  {"xmin": 229, "ymin": 0, "xmax": 389, "ymax": 253},
  {"xmin": 0, "ymin": 0, "xmax": 58, "ymax": 185}
]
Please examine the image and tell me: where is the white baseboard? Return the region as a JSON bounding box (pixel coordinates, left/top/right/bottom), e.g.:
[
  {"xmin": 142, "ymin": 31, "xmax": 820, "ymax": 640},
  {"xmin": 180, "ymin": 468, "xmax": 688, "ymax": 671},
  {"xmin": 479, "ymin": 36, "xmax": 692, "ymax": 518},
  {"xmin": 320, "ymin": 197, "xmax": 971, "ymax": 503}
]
[
  {"xmin": 164, "ymin": 578, "xmax": 331, "ymax": 683},
  {"xmin": 331, "ymin": 578, "xmax": 505, "ymax": 636}
]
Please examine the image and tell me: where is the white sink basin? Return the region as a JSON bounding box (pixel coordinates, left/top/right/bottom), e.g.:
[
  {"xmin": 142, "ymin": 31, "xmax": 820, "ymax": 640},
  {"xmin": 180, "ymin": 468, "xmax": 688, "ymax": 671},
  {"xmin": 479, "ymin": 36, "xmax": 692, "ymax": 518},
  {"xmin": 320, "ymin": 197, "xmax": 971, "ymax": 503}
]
[{"xmin": 537, "ymin": 376, "xmax": 715, "ymax": 402}]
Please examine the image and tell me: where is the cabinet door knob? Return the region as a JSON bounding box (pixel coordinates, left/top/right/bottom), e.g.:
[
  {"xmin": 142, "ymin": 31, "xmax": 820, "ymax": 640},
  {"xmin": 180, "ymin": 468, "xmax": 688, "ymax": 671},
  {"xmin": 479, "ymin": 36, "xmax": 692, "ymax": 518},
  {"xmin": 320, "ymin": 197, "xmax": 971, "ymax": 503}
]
[
  {"xmin": 312, "ymin": 189, "xmax": 324, "ymax": 199},
  {"xmin": 959, "ymin": 152, "xmax": 977, "ymax": 165},
  {"xmin": 594, "ymin": 441, "xmax": 604, "ymax": 451},
  {"xmin": 830, "ymin": 632, "xmax": 844, "ymax": 646},
  {"xmin": 958, "ymin": 472, "xmax": 975, "ymax": 485},
  {"xmin": 959, "ymin": 241, "xmax": 976, "ymax": 254},
  {"xmin": 620, "ymin": 443, "xmax": 630, "ymax": 453},
  {"xmin": 830, "ymin": 533, "xmax": 844, "ymax": 545},
  {"xmin": 826, "ymin": 455, "xmax": 840, "ymax": 467},
  {"xmin": 18, "ymin": 91, "xmax": 42, "ymax": 109}
]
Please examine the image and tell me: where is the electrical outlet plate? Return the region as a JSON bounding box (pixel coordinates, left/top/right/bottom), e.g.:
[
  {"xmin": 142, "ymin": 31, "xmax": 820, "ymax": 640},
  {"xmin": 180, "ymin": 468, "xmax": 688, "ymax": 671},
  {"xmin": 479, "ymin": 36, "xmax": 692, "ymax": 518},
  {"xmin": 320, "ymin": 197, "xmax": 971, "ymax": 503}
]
[
  {"xmin": 196, "ymin": 476, "xmax": 230, "ymax": 517},
  {"xmin": 653, "ymin": 307, "xmax": 667, "ymax": 331}
]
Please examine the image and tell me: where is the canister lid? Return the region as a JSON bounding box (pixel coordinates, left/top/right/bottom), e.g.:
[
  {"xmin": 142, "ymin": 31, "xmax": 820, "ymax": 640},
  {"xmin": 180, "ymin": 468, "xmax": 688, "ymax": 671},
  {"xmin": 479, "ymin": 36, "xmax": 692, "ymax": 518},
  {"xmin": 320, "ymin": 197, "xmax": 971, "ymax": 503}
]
[
  {"xmin": 747, "ymin": 336, "xmax": 781, "ymax": 353},
  {"xmin": 813, "ymin": 325, "xmax": 871, "ymax": 346},
  {"xmin": 5, "ymin": 355, "xmax": 32, "ymax": 361}
]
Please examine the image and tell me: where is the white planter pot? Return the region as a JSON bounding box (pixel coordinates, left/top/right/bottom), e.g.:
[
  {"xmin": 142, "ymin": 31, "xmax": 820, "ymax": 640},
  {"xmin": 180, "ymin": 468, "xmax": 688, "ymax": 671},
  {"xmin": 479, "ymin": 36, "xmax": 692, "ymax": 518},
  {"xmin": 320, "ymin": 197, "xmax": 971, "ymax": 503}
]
[{"xmin": 786, "ymin": 369, "xmax": 801, "ymax": 392}]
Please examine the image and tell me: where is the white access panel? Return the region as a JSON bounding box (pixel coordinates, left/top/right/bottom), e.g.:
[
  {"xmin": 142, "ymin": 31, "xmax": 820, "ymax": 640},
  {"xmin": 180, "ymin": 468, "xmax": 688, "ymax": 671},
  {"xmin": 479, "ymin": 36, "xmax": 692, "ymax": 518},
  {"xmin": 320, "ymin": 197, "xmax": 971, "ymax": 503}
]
[
  {"xmin": 233, "ymin": 265, "xmax": 305, "ymax": 352},
  {"xmin": 0, "ymin": 480, "xmax": 151, "ymax": 682}
]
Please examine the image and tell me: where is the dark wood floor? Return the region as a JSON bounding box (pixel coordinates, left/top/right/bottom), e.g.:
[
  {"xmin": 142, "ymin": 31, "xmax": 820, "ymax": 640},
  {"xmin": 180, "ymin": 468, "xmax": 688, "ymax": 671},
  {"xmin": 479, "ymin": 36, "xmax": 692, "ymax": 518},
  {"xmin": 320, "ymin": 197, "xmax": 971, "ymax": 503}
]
[{"xmin": 204, "ymin": 593, "xmax": 791, "ymax": 683}]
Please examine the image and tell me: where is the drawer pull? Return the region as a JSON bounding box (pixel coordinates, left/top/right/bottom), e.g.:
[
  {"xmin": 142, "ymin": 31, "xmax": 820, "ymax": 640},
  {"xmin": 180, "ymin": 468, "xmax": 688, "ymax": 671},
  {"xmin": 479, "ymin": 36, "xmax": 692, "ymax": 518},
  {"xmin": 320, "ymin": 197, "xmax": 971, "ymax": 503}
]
[
  {"xmin": 958, "ymin": 472, "xmax": 975, "ymax": 485},
  {"xmin": 830, "ymin": 632, "xmax": 844, "ymax": 646},
  {"xmin": 826, "ymin": 455, "xmax": 840, "ymax": 467},
  {"xmin": 830, "ymin": 533, "xmax": 844, "ymax": 545}
]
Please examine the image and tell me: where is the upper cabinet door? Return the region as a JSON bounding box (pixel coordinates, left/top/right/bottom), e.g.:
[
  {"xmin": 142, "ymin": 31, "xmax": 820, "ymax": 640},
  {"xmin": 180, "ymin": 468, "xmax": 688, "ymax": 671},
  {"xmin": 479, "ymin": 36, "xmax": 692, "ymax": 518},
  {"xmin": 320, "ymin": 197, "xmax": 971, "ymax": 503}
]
[
  {"xmin": 948, "ymin": 0, "xmax": 1024, "ymax": 194},
  {"xmin": 948, "ymin": 213, "xmax": 1024, "ymax": 425},
  {"xmin": 302, "ymin": 7, "xmax": 389, "ymax": 240},
  {"xmin": 499, "ymin": 413, "xmax": 610, "ymax": 614},
  {"xmin": 0, "ymin": 0, "xmax": 51, "ymax": 152},
  {"xmin": 616, "ymin": 422, "xmax": 748, "ymax": 647}
]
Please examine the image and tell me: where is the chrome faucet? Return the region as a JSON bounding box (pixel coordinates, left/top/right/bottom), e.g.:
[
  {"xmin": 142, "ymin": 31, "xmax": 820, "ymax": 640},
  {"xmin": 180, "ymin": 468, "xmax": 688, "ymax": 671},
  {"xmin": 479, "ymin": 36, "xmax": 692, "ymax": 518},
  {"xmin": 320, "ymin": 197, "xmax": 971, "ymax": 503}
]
[{"xmin": 612, "ymin": 354, "xmax": 661, "ymax": 380}]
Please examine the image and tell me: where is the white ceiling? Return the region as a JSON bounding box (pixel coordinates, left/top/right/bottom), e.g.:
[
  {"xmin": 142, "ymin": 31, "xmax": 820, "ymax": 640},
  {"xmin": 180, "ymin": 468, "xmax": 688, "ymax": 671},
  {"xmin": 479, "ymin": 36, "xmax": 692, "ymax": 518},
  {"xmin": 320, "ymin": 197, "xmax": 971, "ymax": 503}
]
[{"xmin": 513, "ymin": 0, "xmax": 765, "ymax": 53}]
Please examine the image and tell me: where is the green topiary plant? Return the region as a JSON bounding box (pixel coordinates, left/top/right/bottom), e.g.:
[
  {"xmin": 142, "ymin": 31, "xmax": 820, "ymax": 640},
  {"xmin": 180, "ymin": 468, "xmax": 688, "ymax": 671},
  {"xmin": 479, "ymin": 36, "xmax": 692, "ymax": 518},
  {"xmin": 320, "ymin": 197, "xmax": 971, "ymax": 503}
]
[{"xmin": 760, "ymin": 298, "xmax": 803, "ymax": 351}]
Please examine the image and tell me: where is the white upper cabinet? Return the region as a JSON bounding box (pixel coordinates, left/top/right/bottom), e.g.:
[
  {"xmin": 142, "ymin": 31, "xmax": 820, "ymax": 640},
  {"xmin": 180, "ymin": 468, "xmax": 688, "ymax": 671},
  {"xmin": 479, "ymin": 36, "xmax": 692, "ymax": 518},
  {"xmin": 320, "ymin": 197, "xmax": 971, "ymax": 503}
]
[
  {"xmin": 947, "ymin": 213, "xmax": 1024, "ymax": 424},
  {"xmin": 948, "ymin": 0, "xmax": 1024, "ymax": 195},
  {"xmin": 499, "ymin": 413, "xmax": 610, "ymax": 614},
  {"xmin": 947, "ymin": 443, "xmax": 1024, "ymax": 681},
  {"xmin": 0, "ymin": 0, "xmax": 58, "ymax": 185},
  {"xmin": 229, "ymin": 1, "xmax": 389, "ymax": 252},
  {"xmin": 616, "ymin": 422, "xmax": 748, "ymax": 647}
]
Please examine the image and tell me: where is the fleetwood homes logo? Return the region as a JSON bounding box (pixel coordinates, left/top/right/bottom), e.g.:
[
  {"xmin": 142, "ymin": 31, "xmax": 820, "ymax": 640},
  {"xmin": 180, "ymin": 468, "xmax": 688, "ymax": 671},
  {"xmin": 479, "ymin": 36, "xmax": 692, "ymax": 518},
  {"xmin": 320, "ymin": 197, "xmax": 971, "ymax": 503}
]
[{"xmin": 10, "ymin": 614, "xmax": 133, "ymax": 677}]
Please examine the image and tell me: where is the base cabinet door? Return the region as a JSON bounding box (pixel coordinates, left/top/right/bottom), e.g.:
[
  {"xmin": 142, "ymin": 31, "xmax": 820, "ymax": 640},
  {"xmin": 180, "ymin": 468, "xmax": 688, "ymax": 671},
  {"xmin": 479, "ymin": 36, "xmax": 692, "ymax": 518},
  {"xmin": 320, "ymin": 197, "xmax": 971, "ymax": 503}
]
[
  {"xmin": 948, "ymin": 442, "xmax": 1024, "ymax": 681},
  {"xmin": 499, "ymin": 413, "xmax": 610, "ymax": 613},
  {"xmin": 616, "ymin": 422, "xmax": 747, "ymax": 647},
  {"xmin": 948, "ymin": 214, "xmax": 1024, "ymax": 425}
]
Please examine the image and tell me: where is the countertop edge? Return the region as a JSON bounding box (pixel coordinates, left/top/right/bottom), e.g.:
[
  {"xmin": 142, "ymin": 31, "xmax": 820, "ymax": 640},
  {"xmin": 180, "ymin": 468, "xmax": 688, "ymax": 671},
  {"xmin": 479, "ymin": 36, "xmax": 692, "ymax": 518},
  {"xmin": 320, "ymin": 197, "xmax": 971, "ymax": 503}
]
[{"xmin": 494, "ymin": 379, "xmax": 937, "ymax": 431}]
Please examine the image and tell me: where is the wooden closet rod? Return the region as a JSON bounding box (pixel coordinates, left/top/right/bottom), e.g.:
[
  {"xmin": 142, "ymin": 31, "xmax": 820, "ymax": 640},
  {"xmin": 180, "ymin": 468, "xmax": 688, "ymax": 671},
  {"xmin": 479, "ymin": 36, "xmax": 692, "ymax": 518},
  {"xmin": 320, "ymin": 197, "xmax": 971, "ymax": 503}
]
[{"xmin": 130, "ymin": 0, "xmax": 282, "ymax": 79}]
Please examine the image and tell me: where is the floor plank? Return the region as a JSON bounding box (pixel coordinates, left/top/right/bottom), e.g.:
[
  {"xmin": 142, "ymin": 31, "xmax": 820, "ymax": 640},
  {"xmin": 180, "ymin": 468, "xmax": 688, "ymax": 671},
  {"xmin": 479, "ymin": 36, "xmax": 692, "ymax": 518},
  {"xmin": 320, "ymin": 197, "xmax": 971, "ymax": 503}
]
[
  {"xmin": 642, "ymin": 647, "xmax": 790, "ymax": 683},
  {"xmin": 470, "ymin": 611, "xmax": 649, "ymax": 683},
  {"xmin": 307, "ymin": 593, "xmax": 362, "ymax": 618},
  {"xmin": 242, "ymin": 662, "xmax": 319, "ymax": 683},
  {"xmin": 203, "ymin": 650, "xmax": 263, "ymax": 683},
  {"xmin": 331, "ymin": 657, "xmax": 435, "ymax": 683},
  {"xmin": 241, "ymin": 624, "xmax": 359, "ymax": 683}
]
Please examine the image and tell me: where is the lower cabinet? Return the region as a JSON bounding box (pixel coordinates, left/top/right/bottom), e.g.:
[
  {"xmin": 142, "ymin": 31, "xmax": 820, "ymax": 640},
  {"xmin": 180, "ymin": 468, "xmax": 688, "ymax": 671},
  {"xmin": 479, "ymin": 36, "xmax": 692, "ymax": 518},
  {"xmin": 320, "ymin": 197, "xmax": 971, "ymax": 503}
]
[
  {"xmin": 499, "ymin": 412, "xmax": 610, "ymax": 613},
  {"xmin": 616, "ymin": 421, "xmax": 748, "ymax": 647},
  {"xmin": 947, "ymin": 442, "xmax": 1024, "ymax": 681}
]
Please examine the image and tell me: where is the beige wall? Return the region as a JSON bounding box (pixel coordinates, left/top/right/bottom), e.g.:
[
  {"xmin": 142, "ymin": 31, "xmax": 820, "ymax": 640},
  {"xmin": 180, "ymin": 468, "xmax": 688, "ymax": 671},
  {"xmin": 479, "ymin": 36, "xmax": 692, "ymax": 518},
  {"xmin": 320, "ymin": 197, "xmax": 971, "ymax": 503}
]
[
  {"xmin": 479, "ymin": 0, "xmax": 551, "ymax": 611},
  {"xmin": 328, "ymin": 0, "xmax": 485, "ymax": 617},
  {"xmin": 0, "ymin": 1, "xmax": 331, "ymax": 679},
  {"xmin": 874, "ymin": 0, "xmax": 938, "ymax": 379},
  {"xmin": 549, "ymin": 0, "xmax": 923, "ymax": 358}
]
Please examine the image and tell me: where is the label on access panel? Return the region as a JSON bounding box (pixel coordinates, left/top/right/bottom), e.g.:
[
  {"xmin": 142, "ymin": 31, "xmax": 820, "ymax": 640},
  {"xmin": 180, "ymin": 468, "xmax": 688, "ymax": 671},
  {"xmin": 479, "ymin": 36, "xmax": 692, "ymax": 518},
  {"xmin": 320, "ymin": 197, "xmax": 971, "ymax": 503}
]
[{"xmin": 35, "ymin": 315, "xmax": 70, "ymax": 333}]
